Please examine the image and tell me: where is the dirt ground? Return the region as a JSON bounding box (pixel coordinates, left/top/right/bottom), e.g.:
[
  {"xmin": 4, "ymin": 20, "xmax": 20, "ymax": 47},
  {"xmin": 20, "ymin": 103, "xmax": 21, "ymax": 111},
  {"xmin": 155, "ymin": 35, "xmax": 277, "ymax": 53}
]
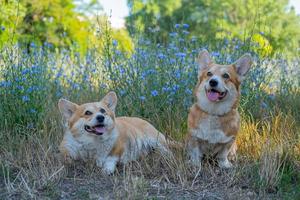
[{"xmin": 0, "ymin": 154, "xmax": 281, "ymax": 200}]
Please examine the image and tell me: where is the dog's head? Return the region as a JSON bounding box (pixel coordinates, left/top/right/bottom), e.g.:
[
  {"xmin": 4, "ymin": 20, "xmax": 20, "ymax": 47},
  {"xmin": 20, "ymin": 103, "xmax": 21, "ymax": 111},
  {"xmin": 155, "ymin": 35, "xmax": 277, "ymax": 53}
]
[
  {"xmin": 195, "ymin": 50, "xmax": 252, "ymax": 115},
  {"xmin": 58, "ymin": 91, "xmax": 117, "ymax": 139}
]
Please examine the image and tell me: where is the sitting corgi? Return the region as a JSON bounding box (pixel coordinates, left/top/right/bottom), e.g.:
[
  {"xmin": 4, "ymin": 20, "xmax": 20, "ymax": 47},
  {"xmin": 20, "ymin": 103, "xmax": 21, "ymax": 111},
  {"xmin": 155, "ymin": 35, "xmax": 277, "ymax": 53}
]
[
  {"xmin": 186, "ymin": 50, "xmax": 252, "ymax": 169},
  {"xmin": 58, "ymin": 91, "xmax": 171, "ymax": 174}
]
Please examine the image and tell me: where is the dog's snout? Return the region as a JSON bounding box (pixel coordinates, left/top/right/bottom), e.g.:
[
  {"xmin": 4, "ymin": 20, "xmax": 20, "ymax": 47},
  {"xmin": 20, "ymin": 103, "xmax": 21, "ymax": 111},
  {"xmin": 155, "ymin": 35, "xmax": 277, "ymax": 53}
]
[
  {"xmin": 96, "ymin": 115, "xmax": 105, "ymax": 123},
  {"xmin": 209, "ymin": 79, "xmax": 218, "ymax": 87}
]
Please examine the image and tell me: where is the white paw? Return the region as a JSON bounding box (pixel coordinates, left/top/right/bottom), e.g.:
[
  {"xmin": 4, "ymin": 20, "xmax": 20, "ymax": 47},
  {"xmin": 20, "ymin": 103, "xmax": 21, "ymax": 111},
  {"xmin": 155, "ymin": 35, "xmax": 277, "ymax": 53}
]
[
  {"xmin": 102, "ymin": 156, "xmax": 118, "ymax": 175},
  {"xmin": 103, "ymin": 165, "xmax": 116, "ymax": 175},
  {"xmin": 218, "ymin": 158, "xmax": 233, "ymax": 168}
]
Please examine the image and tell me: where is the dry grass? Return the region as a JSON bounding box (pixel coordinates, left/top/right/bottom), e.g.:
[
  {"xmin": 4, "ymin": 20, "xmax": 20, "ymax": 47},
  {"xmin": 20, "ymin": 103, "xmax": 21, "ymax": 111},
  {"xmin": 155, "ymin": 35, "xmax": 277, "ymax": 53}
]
[{"xmin": 0, "ymin": 111, "xmax": 299, "ymax": 199}]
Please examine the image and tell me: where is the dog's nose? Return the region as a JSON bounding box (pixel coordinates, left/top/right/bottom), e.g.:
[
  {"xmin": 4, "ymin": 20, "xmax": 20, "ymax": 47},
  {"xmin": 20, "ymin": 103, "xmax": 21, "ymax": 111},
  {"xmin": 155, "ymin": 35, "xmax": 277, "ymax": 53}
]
[
  {"xmin": 96, "ymin": 115, "xmax": 105, "ymax": 123},
  {"xmin": 209, "ymin": 79, "xmax": 218, "ymax": 87}
]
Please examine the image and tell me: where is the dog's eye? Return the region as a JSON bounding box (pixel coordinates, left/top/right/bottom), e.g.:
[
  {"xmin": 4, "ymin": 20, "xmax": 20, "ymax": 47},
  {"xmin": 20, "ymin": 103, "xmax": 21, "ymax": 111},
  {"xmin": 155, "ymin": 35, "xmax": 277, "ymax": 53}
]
[
  {"xmin": 222, "ymin": 73, "xmax": 230, "ymax": 79},
  {"xmin": 85, "ymin": 110, "xmax": 93, "ymax": 115},
  {"xmin": 100, "ymin": 108, "xmax": 106, "ymax": 114},
  {"xmin": 207, "ymin": 71, "xmax": 213, "ymax": 76}
]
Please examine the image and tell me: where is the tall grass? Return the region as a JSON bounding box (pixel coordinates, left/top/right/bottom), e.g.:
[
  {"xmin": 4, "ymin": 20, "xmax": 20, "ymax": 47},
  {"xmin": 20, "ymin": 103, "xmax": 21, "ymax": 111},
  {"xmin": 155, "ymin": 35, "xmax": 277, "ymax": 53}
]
[{"xmin": 0, "ymin": 24, "xmax": 299, "ymax": 198}]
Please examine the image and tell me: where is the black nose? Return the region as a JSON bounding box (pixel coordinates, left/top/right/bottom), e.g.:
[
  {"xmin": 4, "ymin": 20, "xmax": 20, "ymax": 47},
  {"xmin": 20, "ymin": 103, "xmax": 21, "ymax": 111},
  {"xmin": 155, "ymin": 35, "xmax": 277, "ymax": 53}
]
[
  {"xmin": 96, "ymin": 115, "xmax": 105, "ymax": 123},
  {"xmin": 209, "ymin": 79, "xmax": 218, "ymax": 87}
]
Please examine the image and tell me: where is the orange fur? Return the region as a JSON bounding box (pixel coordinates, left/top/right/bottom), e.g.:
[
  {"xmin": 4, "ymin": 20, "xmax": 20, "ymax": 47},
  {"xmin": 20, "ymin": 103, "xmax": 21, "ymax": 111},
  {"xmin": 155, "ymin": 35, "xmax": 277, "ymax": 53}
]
[
  {"xmin": 58, "ymin": 92, "xmax": 171, "ymax": 174},
  {"xmin": 186, "ymin": 50, "xmax": 252, "ymax": 168}
]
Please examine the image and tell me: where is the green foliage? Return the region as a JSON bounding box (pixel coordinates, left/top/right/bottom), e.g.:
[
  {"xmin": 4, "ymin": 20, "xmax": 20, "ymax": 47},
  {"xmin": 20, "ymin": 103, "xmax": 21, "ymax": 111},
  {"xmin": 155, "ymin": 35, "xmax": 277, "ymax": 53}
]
[
  {"xmin": 0, "ymin": 0, "xmax": 26, "ymax": 44},
  {"xmin": 0, "ymin": 0, "xmax": 95, "ymax": 53},
  {"xmin": 126, "ymin": 0, "xmax": 300, "ymax": 57}
]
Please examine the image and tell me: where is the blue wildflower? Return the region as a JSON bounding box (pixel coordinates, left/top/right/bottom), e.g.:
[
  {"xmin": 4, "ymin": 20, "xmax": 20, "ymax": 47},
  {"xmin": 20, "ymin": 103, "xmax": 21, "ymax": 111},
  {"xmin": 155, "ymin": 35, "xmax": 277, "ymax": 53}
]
[
  {"xmin": 182, "ymin": 24, "xmax": 189, "ymax": 29},
  {"xmin": 119, "ymin": 67, "xmax": 125, "ymax": 75},
  {"xmin": 100, "ymin": 83, "xmax": 107, "ymax": 88},
  {"xmin": 30, "ymin": 42, "xmax": 36, "ymax": 48},
  {"xmin": 1, "ymin": 26, "xmax": 5, "ymax": 31},
  {"xmin": 185, "ymin": 88, "xmax": 192, "ymax": 95},
  {"xmin": 29, "ymin": 109, "xmax": 37, "ymax": 113},
  {"xmin": 120, "ymin": 90, "xmax": 126, "ymax": 95},
  {"xmin": 175, "ymin": 70, "xmax": 181, "ymax": 78},
  {"xmin": 72, "ymin": 83, "xmax": 80, "ymax": 90},
  {"xmin": 27, "ymin": 86, "xmax": 37, "ymax": 93},
  {"xmin": 17, "ymin": 85, "xmax": 24, "ymax": 90},
  {"xmin": 261, "ymin": 102, "xmax": 268, "ymax": 109},
  {"xmin": 0, "ymin": 80, "xmax": 11, "ymax": 87},
  {"xmin": 172, "ymin": 84, "xmax": 180, "ymax": 92},
  {"xmin": 22, "ymin": 68, "xmax": 30, "ymax": 75},
  {"xmin": 170, "ymin": 59, "xmax": 176, "ymax": 64},
  {"xmin": 211, "ymin": 51, "xmax": 220, "ymax": 57},
  {"xmin": 182, "ymin": 30, "xmax": 189, "ymax": 35},
  {"xmin": 22, "ymin": 95, "xmax": 30, "ymax": 102},
  {"xmin": 162, "ymin": 86, "xmax": 170, "ymax": 92},
  {"xmin": 151, "ymin": 90, "xmax": 158, "ymax": 97},
  {"xmin": 269, "ymin": 94, "xmax": 275, "ymax": 101},
  {"xmin": 175, "ymin": 52, "xmax": 186, "ymax": 58},
  {"xmin": 174, "ymin": 24, "xmax": 180, "ymax": 29},
  {"xmin": 139, "ymin": 96, "xmax": 146, "ymax": 101},
  {"xmin": 157, "ymin": 53, "xmax": 166, "ymax": 59},
  {"xmin": 112, "ymin": 40, "xmax": 118, "ymax": 46},
  {"xmin": 169, "ymin": 32, "xmax": 178, "ymax": 37}
]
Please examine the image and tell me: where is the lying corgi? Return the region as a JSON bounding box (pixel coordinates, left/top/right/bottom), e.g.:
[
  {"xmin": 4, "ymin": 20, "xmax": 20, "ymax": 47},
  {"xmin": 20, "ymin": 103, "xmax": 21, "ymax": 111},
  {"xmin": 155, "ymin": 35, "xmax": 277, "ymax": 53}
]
[
  {"xmin": 186, "ymin": 50, "xmax": 252, "ymax": 169},
  {"xmin": 58, "ymin": 91, "xmax": 171, "ymax": 174}
]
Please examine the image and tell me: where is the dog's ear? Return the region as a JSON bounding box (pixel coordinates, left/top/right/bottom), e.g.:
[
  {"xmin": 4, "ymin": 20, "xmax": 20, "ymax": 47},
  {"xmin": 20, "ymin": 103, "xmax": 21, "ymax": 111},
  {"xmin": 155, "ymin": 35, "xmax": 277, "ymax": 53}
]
[
  {"xmin": 197, "ymin": 49, "xmax": 212, "ymax": 75},
  {"xmin": 101, "ymin": 91, "xmax": 117, "ymax": 112},
  {"xmin": 234, "ymin": 54, "xmax": 253, "ymax": 78},
  {"xmin": 58, "ymin": 99, "xmax": 78, "ymax": 120}
]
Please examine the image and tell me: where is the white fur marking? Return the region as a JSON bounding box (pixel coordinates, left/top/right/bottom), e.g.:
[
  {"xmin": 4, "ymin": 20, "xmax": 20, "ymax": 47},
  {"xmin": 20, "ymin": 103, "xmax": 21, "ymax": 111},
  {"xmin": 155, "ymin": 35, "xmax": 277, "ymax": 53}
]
[
  {"xmin": 103, "ymin": 156, "xmax": 119, "ymax": 174},
  {"xmin": 191, "ymin": 116, "xmax": 233, "ymax": 144}
]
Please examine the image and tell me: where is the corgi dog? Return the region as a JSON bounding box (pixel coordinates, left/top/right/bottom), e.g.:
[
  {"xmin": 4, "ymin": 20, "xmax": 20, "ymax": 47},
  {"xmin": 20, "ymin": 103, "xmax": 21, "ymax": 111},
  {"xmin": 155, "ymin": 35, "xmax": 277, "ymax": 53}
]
[
  {"xmin": 186, "ymin": 50, "xmax": 252, "ymax": 169},
  {"xmin": 58, "ymin": 91, "xmax": 171, "ymax": 174}
]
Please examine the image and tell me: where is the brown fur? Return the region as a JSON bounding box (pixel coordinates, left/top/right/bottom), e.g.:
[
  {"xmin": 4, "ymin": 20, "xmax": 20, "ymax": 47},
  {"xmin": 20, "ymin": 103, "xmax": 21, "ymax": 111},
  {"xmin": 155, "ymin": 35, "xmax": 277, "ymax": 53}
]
[
  {"xmin": 186, "ymin": 50, "xmax": 252, "ymax": 168},
  {"xmin": 58, "ymin": 92, "xmax": 171, "ymax": 174}
]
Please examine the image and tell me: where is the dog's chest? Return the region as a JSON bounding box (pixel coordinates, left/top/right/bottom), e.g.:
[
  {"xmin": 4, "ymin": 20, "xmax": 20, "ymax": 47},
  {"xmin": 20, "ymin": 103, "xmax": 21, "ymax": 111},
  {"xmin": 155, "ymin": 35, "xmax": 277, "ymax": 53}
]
[
  {"xmin": 191, "ymin": 115, "xmax": 233, "ymax": 144},
  {"xmin": 77, "ymin": 135, "xmax": 99, "ymax": 157}
]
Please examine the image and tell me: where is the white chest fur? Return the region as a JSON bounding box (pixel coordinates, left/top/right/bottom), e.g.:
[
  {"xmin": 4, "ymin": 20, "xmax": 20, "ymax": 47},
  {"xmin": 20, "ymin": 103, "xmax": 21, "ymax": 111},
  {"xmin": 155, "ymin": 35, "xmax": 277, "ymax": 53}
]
[
  {"xmin": 191, "ymin": 115, "xmax": 233, "ymax": 144},
  {"xmin": 63, "ymin": 131, "xmax": 98, "ymax": 160},
  {"xmin": 64, "ymin": 129, "xmax": 119, "ymax": 160}
]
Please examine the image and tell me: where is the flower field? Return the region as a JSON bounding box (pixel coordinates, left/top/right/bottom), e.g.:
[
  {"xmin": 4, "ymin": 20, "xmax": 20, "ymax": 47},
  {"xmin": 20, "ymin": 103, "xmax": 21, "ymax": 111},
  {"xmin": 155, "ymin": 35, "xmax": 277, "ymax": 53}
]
[{"xmin": 0, "ymin": 24, "xmax": 299, "ymax": 199}]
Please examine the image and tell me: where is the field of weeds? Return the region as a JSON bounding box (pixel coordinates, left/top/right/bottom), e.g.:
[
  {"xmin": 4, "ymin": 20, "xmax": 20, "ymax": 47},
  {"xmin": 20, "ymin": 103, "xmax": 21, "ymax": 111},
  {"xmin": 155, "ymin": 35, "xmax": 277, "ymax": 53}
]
[{"xmin": 0, "ymin": 25, "xmax": 299, "ymax": 199}]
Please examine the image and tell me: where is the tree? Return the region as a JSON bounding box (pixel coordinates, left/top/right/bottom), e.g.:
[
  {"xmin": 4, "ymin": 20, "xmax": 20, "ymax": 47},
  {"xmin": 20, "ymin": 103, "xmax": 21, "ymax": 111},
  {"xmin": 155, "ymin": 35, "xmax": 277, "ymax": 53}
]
[
  {"xmin": 126, "ymin": 0, "xmax": 300, "ymax": 56},
  {"xmin": 0, "ymin": 0, "xmax": 96, "ymax": 52}
]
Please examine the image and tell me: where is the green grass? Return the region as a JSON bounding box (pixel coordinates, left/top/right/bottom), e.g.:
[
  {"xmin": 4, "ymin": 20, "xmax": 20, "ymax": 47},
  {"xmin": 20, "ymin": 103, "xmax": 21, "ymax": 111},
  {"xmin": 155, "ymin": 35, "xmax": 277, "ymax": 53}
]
[{"xmin": 0, "ymin": 26, "xmax": 299, "ymax": 198}]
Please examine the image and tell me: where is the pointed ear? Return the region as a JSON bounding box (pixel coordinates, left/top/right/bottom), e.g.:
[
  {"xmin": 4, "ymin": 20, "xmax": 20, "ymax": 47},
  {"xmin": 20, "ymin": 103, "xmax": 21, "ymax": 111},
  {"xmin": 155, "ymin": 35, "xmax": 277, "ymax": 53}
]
[
  {"xmin": 58, "ymin": 99, "xmax": 78, "ymax": 120},
  {"xmin": 101, "ymin": 91, "xmax": 117, "ymax": 112},
  {"xmin": 234, "ymin": 54, "xmax": 253, "ymax": 77},
  {"xmin": 197, "ymin": 49, "xmax": 212, "ymax": 75}
]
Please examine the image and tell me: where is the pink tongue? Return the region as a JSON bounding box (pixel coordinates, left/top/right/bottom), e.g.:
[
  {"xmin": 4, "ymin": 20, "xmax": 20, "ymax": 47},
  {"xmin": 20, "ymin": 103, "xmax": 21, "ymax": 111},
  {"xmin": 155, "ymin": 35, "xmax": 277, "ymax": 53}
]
[
  {"xmin": 95, "ymin": 127, "xmax": 106, "ymax": 133},
  {"xmin": 207, "ymin": 91, "xmax": 220, "ymax": 101}
]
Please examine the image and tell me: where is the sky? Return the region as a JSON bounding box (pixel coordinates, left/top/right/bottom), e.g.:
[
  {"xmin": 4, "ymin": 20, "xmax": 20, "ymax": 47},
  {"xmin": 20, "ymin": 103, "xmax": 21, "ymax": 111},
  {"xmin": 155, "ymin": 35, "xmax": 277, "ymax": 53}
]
[
  {"xmin": 99, "ymin": 0, "xmax": 129, "ymax": 28},
  {"xmin": 99, "ymin": 0, "xmax": 300, "ymax": 28}
]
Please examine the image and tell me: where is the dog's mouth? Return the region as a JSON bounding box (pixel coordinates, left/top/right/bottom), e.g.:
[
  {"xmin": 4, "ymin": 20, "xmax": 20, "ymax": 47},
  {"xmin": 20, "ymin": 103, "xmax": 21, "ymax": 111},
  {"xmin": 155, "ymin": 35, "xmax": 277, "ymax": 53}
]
[
  {"xmin": 84, "ymin": 124, "xmax": 106, "ymax": 136},
  {"xmin": 206, "ymin": 88, "xmax": 227, "ymax": 102}
]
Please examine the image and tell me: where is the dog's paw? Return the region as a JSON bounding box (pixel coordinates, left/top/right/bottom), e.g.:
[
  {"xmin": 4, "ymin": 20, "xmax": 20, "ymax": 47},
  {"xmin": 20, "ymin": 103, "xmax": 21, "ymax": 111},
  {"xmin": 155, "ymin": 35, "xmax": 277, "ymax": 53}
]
[
  {"xmin": 102, "ymin": 166, "xmax": 115, "ymax": 175},
  {"xmin": 218, "ymin": 159, "xmax": 233, "ymax": 169},
  {"xmin": 101, "ymin": 156, "xmax": 118, "ymax": 175}
]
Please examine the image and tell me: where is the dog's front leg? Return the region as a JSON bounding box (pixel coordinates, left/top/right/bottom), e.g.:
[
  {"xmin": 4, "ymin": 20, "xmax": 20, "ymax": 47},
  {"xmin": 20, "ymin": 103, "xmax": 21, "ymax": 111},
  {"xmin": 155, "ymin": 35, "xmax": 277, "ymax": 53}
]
[
  {"xmin": 59, "ymin": 137, "xmax": 81, "ymax": 164},
  {"xmin": 187, "ymin": 138, "xmax": 203, "ymax": 169},
  {"xmin": 101, "ymin": 156, "xmax": 119, "ymax": 175},
  {"xmin": 216, "ymin": 140, "xmax": 234, "ymax": 168}
]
